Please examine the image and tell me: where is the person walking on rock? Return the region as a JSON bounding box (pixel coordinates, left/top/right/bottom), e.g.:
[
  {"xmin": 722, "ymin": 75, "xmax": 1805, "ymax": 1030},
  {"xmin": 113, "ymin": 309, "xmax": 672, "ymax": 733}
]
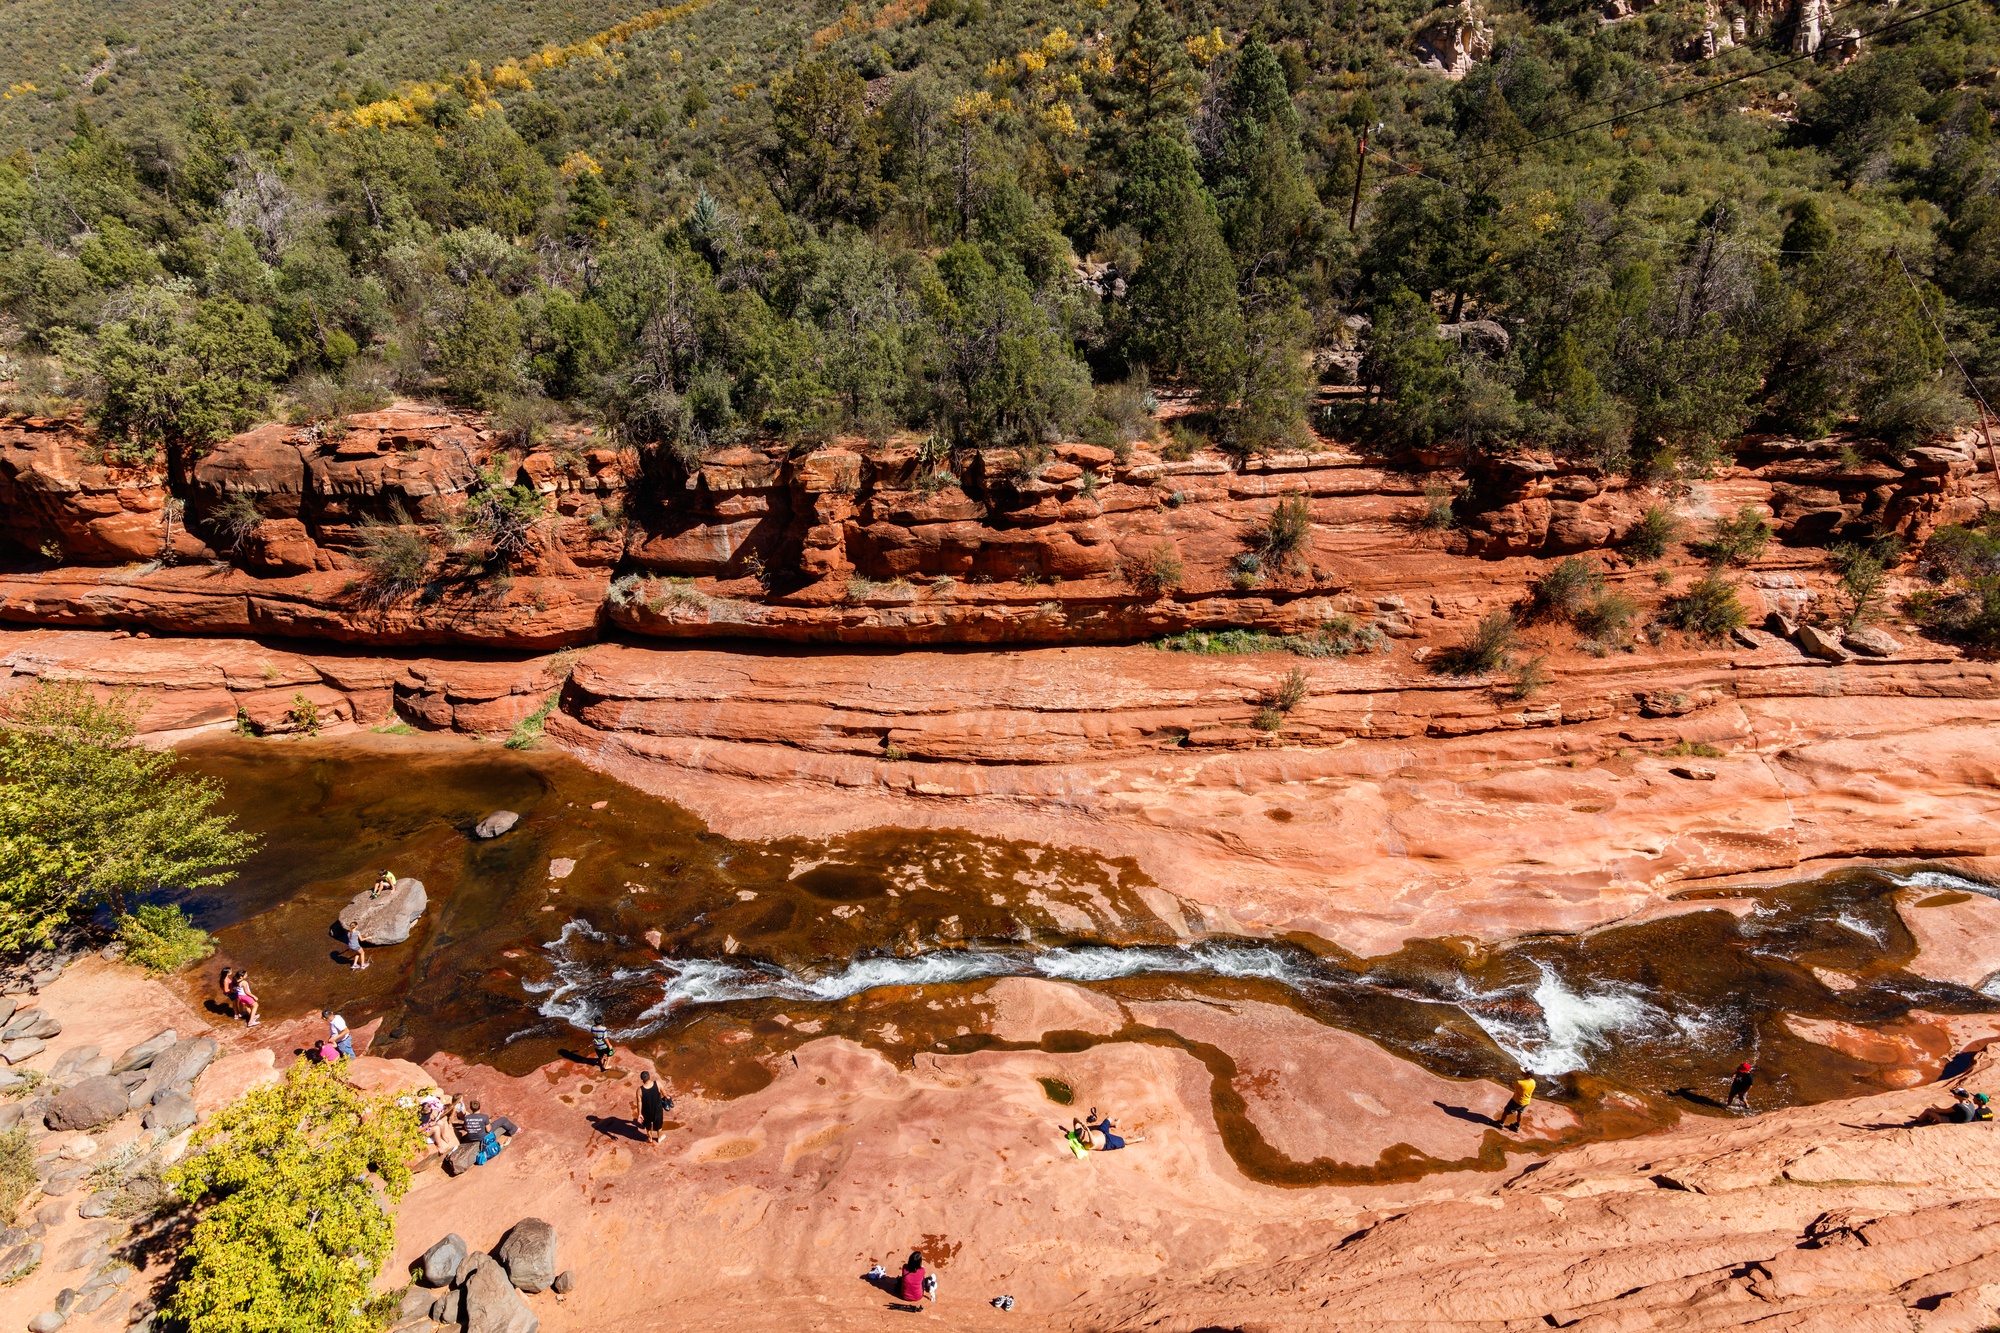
[
  {"xmin": 1727, "ymin": 1060, "xmax": 1755, "ymax": 1111},
  {"xmin": 634, "ymin": 1068, "xmax": 671, "ymax": 1144},
  {"xmin": 1497, "ymin": 1070, "xmax": 1535, "ymax": 1131},
  {"xmin": 346, "ymin": 925, "xmax": 368, "ymax": 971},
  {"xmin": 591, "ymin": 1022, "xmax": 613, "ymax": 1072}
]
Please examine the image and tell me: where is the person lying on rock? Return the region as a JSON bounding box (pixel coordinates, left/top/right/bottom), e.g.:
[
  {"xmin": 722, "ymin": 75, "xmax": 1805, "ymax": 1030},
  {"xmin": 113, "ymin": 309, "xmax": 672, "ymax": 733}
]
[
  {"xmin": 418, "ymin": 1095, "xmax": 457, "ymax": 1153},
  {"xmin": 1911, "ymin": 1088, "xmax": 1993, "ymax": 1125},
  {"xmin": 1070, "ymin": 1109, "xmax": 1143, "ymax": 1151}
]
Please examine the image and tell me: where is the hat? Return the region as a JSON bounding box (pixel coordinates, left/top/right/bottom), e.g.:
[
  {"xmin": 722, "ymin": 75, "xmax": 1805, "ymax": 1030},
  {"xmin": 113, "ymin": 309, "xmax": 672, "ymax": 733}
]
[
  {"xmin": 1978, "ymin": 1093, "xmax": 1991, "ymax": 1105},
  {"xmin": 1955, "ymin": 1087, "xmax": 1973, "ymax": 1097},
  {"xmin": 1737, "ymin": 1062, "xmax": 1753, "ymax": 1073}
]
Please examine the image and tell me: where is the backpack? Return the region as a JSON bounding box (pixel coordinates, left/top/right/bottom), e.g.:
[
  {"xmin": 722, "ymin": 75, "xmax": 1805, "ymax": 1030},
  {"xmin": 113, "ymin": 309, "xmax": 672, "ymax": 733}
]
[{"xmin": 474, "ymin": 1131, "xmax": 504, "ymax": 1165}]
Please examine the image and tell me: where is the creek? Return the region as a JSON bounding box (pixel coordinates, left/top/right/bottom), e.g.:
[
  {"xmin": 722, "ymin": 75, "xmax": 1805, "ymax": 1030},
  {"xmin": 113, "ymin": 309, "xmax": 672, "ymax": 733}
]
[{"xmin": 174, "ymin": 735, "xmax": 2000, "ymax": 1184}]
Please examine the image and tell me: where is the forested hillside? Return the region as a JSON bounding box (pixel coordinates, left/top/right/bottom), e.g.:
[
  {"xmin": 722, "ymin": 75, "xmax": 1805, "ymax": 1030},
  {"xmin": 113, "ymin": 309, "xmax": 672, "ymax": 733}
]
[{"xmin": 3, "ymin": 0, "xmax": 1999, "ymax": 483}]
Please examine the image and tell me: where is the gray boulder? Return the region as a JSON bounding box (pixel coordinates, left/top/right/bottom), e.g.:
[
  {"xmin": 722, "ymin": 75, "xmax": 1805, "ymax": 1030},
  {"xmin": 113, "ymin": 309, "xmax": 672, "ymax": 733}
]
[
  {"xmin": 430, "ymin": 1290, "xmax": 463, "ymax": 1324},
  {"xmin": 442, "ymin": 1142, "xmax": 482, "ymax": 1177},
  {"xmin": 1843, "ymin": 625, "xmax": 1902, "ymax": 657},
  {"xmin": 0, "ymin": 996, "xmax": 18, "ymax": 1029},
  {"xmin": 397, "ymin": 1287, "xmax": 433, "ymax": 1320},
  {"xmin": 26, "ymin": 1310, "xmax": 63, "ymax": 1333},
  {"xmin": 140, "ymin": 1089, "xmax": 196, "ymax": 1134},
  {"xmin": 420, "ymin": 1233, "xmax": 468, "ymax": 1287},
  {"xmin": 474, "ymin": 811, "xmax": 520, "ymax": 839},
  {"xmin": 45, "ymin": 1076, "xmax": 133, "ymax": 1132},
  {"xmin": 3, "ymin": 1009, "xmax": 61, "ymax": 1042},
  {"xmin": 551, "ymin": 1270, "xmax": 574, "ymax": 1295},
  {"xmin": 0, "ymin": 1038, "xmax": 46, "ymax": 1066},
  {"xmin": 45, "ymin": 1048, "xmax": 99, "ymax": 1085},
  {"xmin": 494, "ymin": 1218, "xmax": 557, "ymax": 1293},
  {"xmin": 129, "ymin": 1038, "xmax": 219, "ymax": 1110},
  {"xmin": 0, "ymin": 1241, "xmax": 41, "ymax": 1283},
  {"xmin": 337, "ymin": 879, "xmax": 427, "ymax": 946},
  {"xmin": 454, "ymin": 1251, "xmax": 495, "ymax": 1290},
  {"xmin": 462, "ymin": 1259, "xmax": 538, "ymax": 1333},
  {"xmin": 110, "ymin": 1031, "xmax": 177, "ymax": 1075},
  {"xmin": 1795, "ymin": 623, "xmax": 1853, "ymax": 662}
]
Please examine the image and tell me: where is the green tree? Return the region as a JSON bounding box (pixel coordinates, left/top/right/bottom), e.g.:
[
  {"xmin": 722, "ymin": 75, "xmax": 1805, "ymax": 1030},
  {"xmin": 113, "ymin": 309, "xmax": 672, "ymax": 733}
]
[
  {"xmin": 920, "ymin": 242, "xmax": 1089, "ymax": 444},
  {"xmin": 73, "ymin": 283, "xmax": 289, "ymax": 457},
  {"xmin": 1123, "ymin": 172, "xmax": 1240, "ymax": 384},
  {"xmin": 165, "ymin": 1059, "xmax": 425, "ymax": 1333},
  {"xmin": 432, "ymin": 277, "xmax": 523, "ymax": 406},
  {"xmin": 766, "ymin": 59, "xmax": 887, "ymax": 224},
  {"xmin": 1108, "ymin": 0, "xmax": 1197, "ymax": 139},
  {"xmin": 0, "ymin": 680, "xmax": 255, "ymax": 949}
]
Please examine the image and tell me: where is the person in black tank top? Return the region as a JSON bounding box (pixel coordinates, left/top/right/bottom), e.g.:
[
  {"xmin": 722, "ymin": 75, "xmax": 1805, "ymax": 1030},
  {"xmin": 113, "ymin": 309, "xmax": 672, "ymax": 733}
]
[{"xmin": 635, "ymin": 1069, "xmax": 670, "ymax": 1144}]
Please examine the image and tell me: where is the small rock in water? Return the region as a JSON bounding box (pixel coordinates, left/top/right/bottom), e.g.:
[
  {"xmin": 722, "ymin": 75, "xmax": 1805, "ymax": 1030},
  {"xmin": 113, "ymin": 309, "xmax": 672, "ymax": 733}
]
[
  {"xmin": 474, "ymin": 811, "xmax": 520, "ymax": 839},
  {"xmin": 590, "ymin": 800, "xmax": 607, "ymax": 810},
  {"xmin": 1669, "ymin": 765, "xmax": 1718, "ymax": 781},
  {"xmin": 547, "ymin": 858, "xmax": 575, "ymax": 880}
]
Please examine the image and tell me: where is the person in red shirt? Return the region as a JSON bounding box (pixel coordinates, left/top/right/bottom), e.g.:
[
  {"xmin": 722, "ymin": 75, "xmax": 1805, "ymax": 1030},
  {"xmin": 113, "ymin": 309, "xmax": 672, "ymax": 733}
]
[{"xmin": 898, "ymin": 1251, "xmax": 933, "ymax": 1305}]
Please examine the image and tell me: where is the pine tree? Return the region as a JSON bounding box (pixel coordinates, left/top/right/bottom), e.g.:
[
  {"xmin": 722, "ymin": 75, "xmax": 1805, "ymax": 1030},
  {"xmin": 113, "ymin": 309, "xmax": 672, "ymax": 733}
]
[{"xmin": 1109, "ymin": 0, "xmax": 1197, "ymax": 139}]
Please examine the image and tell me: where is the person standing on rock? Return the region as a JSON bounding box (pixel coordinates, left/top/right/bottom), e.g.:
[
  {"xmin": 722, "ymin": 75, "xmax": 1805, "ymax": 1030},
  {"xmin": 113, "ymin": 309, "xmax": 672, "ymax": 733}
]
[
  {"xmin": 634, "ymin": 1068, "xmax": 670, "ymax": 1144},
  {"xmin": 235, "ymin": 972, "xmax": 261, "ymax": 1028},
  {"xmin": 591, "ymin": 1022, "xmax": 613, "ymax": 1072},
  {"xmin": 323, "ymin": 1009, "xmax": 355, "ymax": 1060},
  {"xmin": 1727, "ymin": 1061, "xmax": 1755, "ymax": 1110},
  {"xmin": 346, "ymin": 925, "xmax": 369, "ymax": 971},
  {"xmin": 1497, "ymin": 1070, "xmax": 1535, "ymax": 1131}
]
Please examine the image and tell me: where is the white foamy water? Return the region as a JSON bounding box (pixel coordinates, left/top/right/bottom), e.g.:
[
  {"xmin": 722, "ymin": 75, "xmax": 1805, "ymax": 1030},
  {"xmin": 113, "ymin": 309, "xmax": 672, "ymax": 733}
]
[
  {"xmin": 1888, "ymin": 869, "xmax": 2000, "ymax": 899},
  {"xmin": 532, "ymin": 925, "xmax": 1323, "ymax": 1039},
  {"xmin": 1832, "ymin": 911, "xmax": 1888, "ymax": 945},
  {"xmin": 1458, "ymin": 964, "xmax": 1674, "ymax": 1076}
]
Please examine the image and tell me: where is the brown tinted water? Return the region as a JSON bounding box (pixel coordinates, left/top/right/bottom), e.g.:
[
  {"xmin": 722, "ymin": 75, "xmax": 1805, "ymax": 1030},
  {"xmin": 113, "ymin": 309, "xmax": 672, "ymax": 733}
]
[{"xmin": 174, "ymin": 735, "xmax": 2000, "ymax": 1185}]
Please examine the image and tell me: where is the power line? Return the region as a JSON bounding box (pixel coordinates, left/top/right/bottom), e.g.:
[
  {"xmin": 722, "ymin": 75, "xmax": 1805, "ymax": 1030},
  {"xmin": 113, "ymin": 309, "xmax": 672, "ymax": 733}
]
[{"xmin": 1891, "ymin": 245, "xmax": 2000, "ymax": 489}]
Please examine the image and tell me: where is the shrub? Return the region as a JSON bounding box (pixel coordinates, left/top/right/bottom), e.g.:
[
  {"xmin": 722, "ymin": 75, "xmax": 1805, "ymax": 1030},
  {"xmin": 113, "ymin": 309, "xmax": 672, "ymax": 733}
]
[
  {"xmin": 1663, "ymin": 739, "xmax": 1724, "ymax": 758},
  {"xmin": 1660, "ymin": 572, "xmax": 1747, "ymax": 640},
  {"xmin": 1130, "ymin": 542, "xmax": 1184, "ymax": 597},
  {"xmin": 358, "ymin": 509, "xmax": 431, "ymax": 599},
  {"xmin": 1695, "ymin": 505, "xmax": 1772, "ymax": 567},
  {"xmin": 1507, "ymin": 654, "xmax": 1552, "ymax": 700},
  {"xmin": 1830, "ymin": 542, "xmax": 1890, "ymax": 626},
  {"xmin": 1257, "ymin": 495, "xmax": 1312, "ymax": 570},
  {"xmin": 504, "ymin": 693, "xmax": 558, "ymax": 750},
  {"xmin": 1418, "ymin": 477, "xmax": 1458, "ymax": 530},
  {"xmin": 1161, "ymin": 423, "xmax": 1204, "ymax": 461},
  {"xmin": 286, "ymin": 694, "xmax": 320, "ymax": 734},
  {"xmin": 209, "ymin": 492, "xmax": 263, "ymax": 553},
  {"xmin": 1572, "ymin": 590, "xmax": 1639, "ymax": 644},
  {"xmin": 164, "ymin": 1059, "xmax": 425, "ymax": 1333},
  {"xmin": 117, "ymin": 903, "xmax": 216, "ymax": 974},
  {"xmin": 0, "ymin": 1128, "xmax": 33, "ymax": 1221},
  {"xmin": 1623, "ymin": 504, "xmax": 1682, "ymax": 562},
  {"xmin": 1913, "ymin": 524, "xmax": 2000, "ymax": 644},
  {"xmin": 1435, "ymin": 611, "xmax": 1517, "ymax": 676},
  {"xmin": 1271, "ymin": 666, "xmax": 1309, "ymax": 712},
  {"xmin": 1230, "ymin": 551, "xmax": 1261, "ymax": 589},
  {"xmin": 1252, "ymin": 706, "xmax": 1285, "ymax": 732},
  {"xmin": 1526, "ymin": 557, "xmax": 1605, "ymax": 623}
]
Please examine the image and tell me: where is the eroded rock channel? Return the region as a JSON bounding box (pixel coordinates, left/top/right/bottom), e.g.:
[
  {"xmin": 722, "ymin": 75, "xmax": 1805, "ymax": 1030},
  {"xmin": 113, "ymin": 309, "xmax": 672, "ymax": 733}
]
[{"xmin": 178, "ymin": 736, "xmax": 2000, "ymax": 1187}]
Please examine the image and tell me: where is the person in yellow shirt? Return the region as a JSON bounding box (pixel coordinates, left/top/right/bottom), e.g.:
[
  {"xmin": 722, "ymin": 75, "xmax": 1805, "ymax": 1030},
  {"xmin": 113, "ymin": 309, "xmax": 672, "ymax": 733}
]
[{"xmin": 1498, "ymin": 1070, "xmax": 1535, "ymax": 1131}]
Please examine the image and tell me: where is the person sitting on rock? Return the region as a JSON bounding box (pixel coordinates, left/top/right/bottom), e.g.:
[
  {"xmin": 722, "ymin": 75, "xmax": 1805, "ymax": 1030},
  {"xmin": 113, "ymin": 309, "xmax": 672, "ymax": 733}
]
[
  {"xmin": 460, "ymin": 1098, "xmax": 490, "ymax": 1143},
  {"xmin": 898, "ymin": 1251, "xmax": 934, "ymax": 1306},
  {"xmin": 1912, "ymin": 1088, "xmax": 1991, "ymax": 1125},
  {"xmin": 418, "ymin": 1095, "xmax": 457, "ymax": 1153},
  {"xmin": 234, "ymin": 972, "xmax": 261, "ymax": 1028},
  {"xmin": 371, "ymin": 870, "xmax": 395, "ymax": 900}
]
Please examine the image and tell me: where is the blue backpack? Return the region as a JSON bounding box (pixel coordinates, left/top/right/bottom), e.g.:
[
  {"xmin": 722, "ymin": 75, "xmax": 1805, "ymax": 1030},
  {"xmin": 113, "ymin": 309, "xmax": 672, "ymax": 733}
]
[{"xmin": 474, "ymin": 1131, "xmax": 504, "ymax": 1165}]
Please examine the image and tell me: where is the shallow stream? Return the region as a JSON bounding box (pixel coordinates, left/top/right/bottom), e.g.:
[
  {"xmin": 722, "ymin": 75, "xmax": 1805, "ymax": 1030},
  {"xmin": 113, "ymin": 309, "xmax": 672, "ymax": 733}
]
[{"xmin": 174, "ymin": 736, "xmax": 2000, "ymax": 1184}]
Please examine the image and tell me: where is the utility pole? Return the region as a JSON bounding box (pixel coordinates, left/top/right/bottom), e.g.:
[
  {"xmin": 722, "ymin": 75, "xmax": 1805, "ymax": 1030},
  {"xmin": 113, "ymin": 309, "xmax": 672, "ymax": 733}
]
[{"xmin": 1348, "ymin": 124, "xmax": 1369, "ymax": 232}]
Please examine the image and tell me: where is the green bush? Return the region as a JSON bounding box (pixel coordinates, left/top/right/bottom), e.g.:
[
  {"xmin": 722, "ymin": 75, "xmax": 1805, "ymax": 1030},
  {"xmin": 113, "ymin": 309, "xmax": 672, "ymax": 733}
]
[
  {"xmin": 1435, "ymin": 611, "xmax": 1517, "ymax": 676},
  {"xmin": 1526, "ymin": 557, "xmax": 1605, "ymax": 623},
  {"xmin": 0, "ymin": 1128, "xmax": 34, "ymax": 1222},
  {"xmin": 1694, "ymin": 505, "xmax": 1772, "ymax": 567},
  {"xmin": 1623, "ymin": 504, "xmax": 1683, "ymax": 563},
  {"xmin": 357, "ymin": 509, "xmax": 432, "ymax": 598},
  {"xmin": 1572, "ymin": 590, "xmax": 1639, "ymax": 645},
  {"xmin": 1130, "ymin": 542, "xmax": 1184, "ymax": 597},
  {"xmin": 118, "ymin": 903, "xmax": 216, "ymax": 974},
  {"xmin": 1257, "ymin": 495, "xmax": 1312, "ymax": 570},
  {"xmin": 165, "ymin": 1059, "xmax": 425, "ymax": 1333},
  {"xmin": 1660, "ymin": 572, "xmax": 1748, "ymax": 640}
]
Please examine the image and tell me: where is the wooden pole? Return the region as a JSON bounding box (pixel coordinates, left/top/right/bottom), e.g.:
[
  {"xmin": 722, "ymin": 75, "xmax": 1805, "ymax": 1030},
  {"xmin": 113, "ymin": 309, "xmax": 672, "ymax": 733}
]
[{"xmin": 1348, "ymin": 128, "xmax": 1368, "ymax": 232}]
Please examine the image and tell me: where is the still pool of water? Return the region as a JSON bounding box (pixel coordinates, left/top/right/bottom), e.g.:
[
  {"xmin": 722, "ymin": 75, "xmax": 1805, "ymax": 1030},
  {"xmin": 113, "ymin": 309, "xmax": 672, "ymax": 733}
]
[{"xmin": 172, "ymin": 735, "xmax": 2000, "ymax": 1185}]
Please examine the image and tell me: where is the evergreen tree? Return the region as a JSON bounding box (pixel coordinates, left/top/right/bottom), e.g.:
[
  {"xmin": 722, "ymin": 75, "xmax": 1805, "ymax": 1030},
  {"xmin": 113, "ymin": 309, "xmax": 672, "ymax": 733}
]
[
  {"xmin": 1109, "ymin": 0, "xmax": 1196, "ymax": 140},
  {"xmin": 1122, "ymin": 173, "xmax": 1241, "ymax": 385}
]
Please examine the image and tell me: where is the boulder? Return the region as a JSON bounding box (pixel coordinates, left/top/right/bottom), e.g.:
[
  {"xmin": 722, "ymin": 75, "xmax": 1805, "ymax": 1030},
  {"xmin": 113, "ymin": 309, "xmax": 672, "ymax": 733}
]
[
  {"xmin": 0, "ymin": 1038, "xmax": 46, "ymax": 1066},
  {"xmin": 420, "ymin": 1233, "xmax": 468, "ymax": 1287},
  {"xmin": 430, "ymin": 1290, "xmax": 463, "ymax": 1325},
  {"xmin": 1843, "ymin": 625, "xmax": 1901, "ymax": 656},
  {"xmin": 551, "ymin": 1270, "xmax": 575, "ymax": 1295},
  {"xmin": 398, "ymin": 1287, "xmax": 433, "ymax": 1321},
  {"xmin": 0, "ymin": 1242, "xmax": 42, "ymax": 1283},
  {"xmin": 140, "ymin": 1089, "xmax": 196, "ymax": 1134},
  {"xmin": 1670, "ymin": 765, "xmax": 1719, "ymax": 781},
  {"xmin": 45, "ymin": 1076, "xmax": 133, "ymax": 1132},
  {"xmin": 3, "ymin": 1009, "xmax": 61, "ymax": 1042},
  {"xmin": 109, "ymin": 1031, "xmax": 177, "ymax": 1075},
  {"xmin": 26, "ymin": 1310, "xmax": 64, "ymax": 1333},
  {"xmin": 462, "ymin": 1258, "xmax": 538, "ymax": 1333},
  {"xmin": 336, "ymin": 878, "xmax": 427, "ymax": 946},
  {"xmin": 454, "ymin": 1251, "xmax": 495, "ymax": 1290},
  {"xmin": 443, "ymin": 1142, "xmax": 482, "ymax": 1177},
  {"xmin": 474, "ymin": 811, "xmax": 520, "ymax": 839},
  {"xmin": 0, "ymin": 996, "xmax": 17, "ymax": 1028},
  {"xmin": 130, "ymin": 1038, "xmax": 219, "ymax": 1109},
  {"xmin": 1796, "ymin": 623, "xmax": 1853, "ymax": 662},
  {"xmin": 45, "ymin": 1047, "xmax": 100, "ymax": 1085},
  {"xmin": 494, "ymin": 1218, "xmax": 557, "ymax": 1293}
]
